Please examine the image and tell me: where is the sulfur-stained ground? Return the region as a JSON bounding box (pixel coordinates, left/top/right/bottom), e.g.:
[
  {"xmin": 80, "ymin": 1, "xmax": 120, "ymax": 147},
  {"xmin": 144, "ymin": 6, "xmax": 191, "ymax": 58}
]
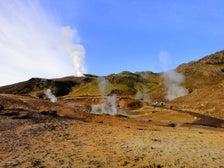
[{"xmin": 1, "ymin": 112, "xmax": 224, "ymax": 168}]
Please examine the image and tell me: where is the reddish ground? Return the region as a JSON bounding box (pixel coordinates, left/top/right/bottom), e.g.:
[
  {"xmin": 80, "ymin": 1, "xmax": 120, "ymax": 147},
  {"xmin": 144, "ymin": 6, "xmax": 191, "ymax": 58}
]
[{"xmin": 0, "ymin": 94, "xmax": 224, "ymax": 167}]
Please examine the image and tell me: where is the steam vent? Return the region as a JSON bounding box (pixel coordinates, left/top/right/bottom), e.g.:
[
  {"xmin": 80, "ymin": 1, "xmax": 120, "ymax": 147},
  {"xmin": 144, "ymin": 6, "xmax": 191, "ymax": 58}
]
[{"xmin": 1, "ymin": 0, "xmax": 224, "ymax": 167}]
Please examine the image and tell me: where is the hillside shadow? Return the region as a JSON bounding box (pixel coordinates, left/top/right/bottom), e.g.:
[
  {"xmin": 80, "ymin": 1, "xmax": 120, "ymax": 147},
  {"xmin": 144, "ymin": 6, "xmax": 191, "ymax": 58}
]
[
  {"xmin": 153, "ymin": 105, "xmax": 224, "ymax": 128},
  {"xmin": 184, "ymin": 111, "xmax": 224, "ymax": 128}
]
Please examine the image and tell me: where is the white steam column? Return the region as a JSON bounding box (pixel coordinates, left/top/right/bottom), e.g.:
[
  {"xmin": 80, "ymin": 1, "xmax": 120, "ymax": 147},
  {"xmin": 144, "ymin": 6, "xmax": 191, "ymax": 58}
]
[
  {"xmin": 162, "ymin": 70, "xmax": 188, "ymax": 101},
  {"xmin": 91, "ymin": 77, "xmax": 118, "ymax": 115},
  {"xmin": 61, "ymin": 26, "xmax": 85, "ymax": 77},
  {"xmin": 159, "ymin": 51, "xmax": 188, "ymax": 101}
]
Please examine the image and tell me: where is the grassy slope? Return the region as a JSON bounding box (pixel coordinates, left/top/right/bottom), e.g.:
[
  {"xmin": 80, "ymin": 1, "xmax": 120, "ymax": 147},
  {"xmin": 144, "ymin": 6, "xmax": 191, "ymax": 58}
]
[
  {"xmin": 66, "ymin": 71, "xmax": 163, "ymax": 99},
  {"xmin": 0, "ymin": 50, "xmax": 224, "ymax": 106}
]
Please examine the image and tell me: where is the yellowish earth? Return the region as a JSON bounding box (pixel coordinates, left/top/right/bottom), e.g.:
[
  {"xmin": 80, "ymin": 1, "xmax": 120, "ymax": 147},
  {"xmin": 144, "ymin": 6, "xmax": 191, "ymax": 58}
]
[{"xmin": 0, "ymin": 94, "xmax": 224, "ymax": 167}]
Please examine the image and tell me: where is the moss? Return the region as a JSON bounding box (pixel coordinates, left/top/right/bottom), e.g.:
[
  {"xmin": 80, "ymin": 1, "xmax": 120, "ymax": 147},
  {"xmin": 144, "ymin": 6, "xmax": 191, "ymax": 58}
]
[{"xmin": 67, "ymin": 79, "xmax": 100, "ymax": 97}]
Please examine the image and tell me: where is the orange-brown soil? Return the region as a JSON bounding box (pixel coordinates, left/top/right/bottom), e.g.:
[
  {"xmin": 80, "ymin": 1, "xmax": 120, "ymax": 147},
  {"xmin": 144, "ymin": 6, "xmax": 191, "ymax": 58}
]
[{"xmin": 1, "ymin": 94, "xmax": 224, "ymax": 167}]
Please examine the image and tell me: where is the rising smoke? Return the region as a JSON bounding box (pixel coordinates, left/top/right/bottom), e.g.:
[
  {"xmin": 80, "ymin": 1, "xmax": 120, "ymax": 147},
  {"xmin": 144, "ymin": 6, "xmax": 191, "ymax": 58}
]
[
  {"xmin": 60, "ymin": 26, "xmax": 86, "ymax": 77},
  {"xmin": 0, "ymin": 0, "xmax": 85, "ymax": 86},
  {"xmin": 98, "ymin": 77, "xmax": 109, "ymax": 96},
  {"xmin": 135, "ymin": 72, "xmax": 151, "ymax": 103},
  {"xmin": 162, "ymin": 70, "xmax": 188, "ymax": 101},
  {"xmin": 44, "ymin": 89, "xmax": 57, "ymax": 103},
  {"xmin": 136, "ymin": 87, "xmax": 150, "ymax": 102},
  {"xmin": 91, "ymin": 77, "xmax": 117, "ymax": 115},
  {"xmin": 159, "ymin": 51, "xmax": 188, "ymax": 101}
]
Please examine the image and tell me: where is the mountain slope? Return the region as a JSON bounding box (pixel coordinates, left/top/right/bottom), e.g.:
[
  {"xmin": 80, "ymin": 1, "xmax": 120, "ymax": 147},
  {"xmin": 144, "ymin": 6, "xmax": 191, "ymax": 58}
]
[
  {"xmin": 0, "ymin": 50, "xmax": 224, "ymax": 111},
  {"xmin": 176, "ymin": 50, "xmax": 224, "ymax": 92},
  {"xmin": 0, "ymin": 71, "xmax": 164, "ymax": 101},
  {"xmin": 167, "ymin": 80, "xmax": 224, "ymax": 119}
]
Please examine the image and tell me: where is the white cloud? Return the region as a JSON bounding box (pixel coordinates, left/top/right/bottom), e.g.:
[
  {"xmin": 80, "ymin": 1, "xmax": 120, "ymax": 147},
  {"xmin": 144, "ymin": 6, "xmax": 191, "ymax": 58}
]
[{"xmin": 0, "ymin": 0, "xmax": 83, "ymax": 86}]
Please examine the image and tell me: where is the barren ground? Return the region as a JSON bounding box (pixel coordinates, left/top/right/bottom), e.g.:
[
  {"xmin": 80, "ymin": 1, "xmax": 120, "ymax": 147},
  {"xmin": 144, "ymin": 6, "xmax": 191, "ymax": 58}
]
[{"xmin": 1, "ymin": 94, "xmax": 224, "ymax": 167}]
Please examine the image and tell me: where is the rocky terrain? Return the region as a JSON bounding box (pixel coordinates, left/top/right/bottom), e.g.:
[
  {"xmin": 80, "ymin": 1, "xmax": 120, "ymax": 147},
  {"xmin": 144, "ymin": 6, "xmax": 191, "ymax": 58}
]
[{"xmin": 1, "ymin": 50, "xmax": 224, "ymax": 167}]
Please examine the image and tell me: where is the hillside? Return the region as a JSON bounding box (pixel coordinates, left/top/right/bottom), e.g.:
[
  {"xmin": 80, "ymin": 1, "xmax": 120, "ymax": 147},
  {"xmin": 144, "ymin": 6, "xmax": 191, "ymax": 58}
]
[
  {"xmin": 1, "ymin": 51, "xmax": 224, "ymax": 102},
  {"xmin": 0, "ymin": 71, "xmax": 165, "ymax": 101},
  {"xmin": 1, "ymin": 50, "xmax": 224, "ymax": 118},
  {"xmin": 167, "ymin": 80, "xmax": 224, "ymax": 119},
  {"xmin": 165, "ymin": 50, "xmax": 224, "ymax": 119},
  {"xmin": 1, "ymin": 50, "xmax": 224, "ymax": 167},
  {"xmin": 176, "ymin": 50, "xmax": 224, "ymax": 92}
]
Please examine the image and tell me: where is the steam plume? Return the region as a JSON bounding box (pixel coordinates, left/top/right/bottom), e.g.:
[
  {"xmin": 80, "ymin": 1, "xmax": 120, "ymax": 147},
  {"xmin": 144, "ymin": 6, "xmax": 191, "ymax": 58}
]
[
  {"xmin": 159, "ymin": 51, "xmax": 188, "ymax": 101},
  {"xmin": 91, "ymin": 77, "xmax": 117, "ymax": 115},
  {"xmin": 44, "ymin": 89, "xmax": 57, "ymax": 103},
  {"xmin": 60, "ymin": 26, "xmax": 86, "ymax": 77},
  {"xmin": 162, "ymin": 70, "xmax": 188, "ymax": 101},
  {"xmin": 98, "ymin": 77, "xmax": 109, "ymax": 96},
  {"xmin": 0, "ymin": 0, "xmax": 85, "ymax": 86},
  {"xmin": 135, "ymin": 72, "xmax": 151, "ymax": 103},
  {"xmin": 136, "ymin": 87, "xmax": 150, "ymax": 102}
]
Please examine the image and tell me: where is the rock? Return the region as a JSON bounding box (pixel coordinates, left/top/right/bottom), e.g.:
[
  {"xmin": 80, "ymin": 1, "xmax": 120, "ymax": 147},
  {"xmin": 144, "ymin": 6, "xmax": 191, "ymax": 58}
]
[
  {"xmin": 0, "ymin": 104, "xmax": 4, "ymax": 110},
  {"xmin": 118, "ymin": 98, "xmax": 143, "ymax": 110},
  {"xmin": 40, "ymin": 110, "xmax": 57, "ymax": 116},
  {"xmin": 168, "ymin": 123, "xmax": 177, "ymax": 127},
  {"xmin": 12, "ymin": 112, "xmax": 29, "ymax": 119}
]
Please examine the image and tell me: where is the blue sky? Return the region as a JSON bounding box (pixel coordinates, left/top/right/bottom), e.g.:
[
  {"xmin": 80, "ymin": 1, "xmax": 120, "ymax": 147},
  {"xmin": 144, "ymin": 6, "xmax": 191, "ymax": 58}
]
[
  {"xmin": 42, "ymin": 0, "xmax": 224, "ymax": 73},
  {"xmin": 0, "ymin": 0, "xmax": 224, "ymax": 85}
]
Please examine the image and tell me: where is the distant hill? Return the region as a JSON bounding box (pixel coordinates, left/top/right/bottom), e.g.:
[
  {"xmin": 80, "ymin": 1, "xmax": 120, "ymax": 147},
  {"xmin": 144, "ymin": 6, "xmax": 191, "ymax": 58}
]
[
  {"xmin": 1, "ymin": 50, "xmax": 224, "ymax": 118},
  {"xmin": 176, "ymin": 50, "xmax": 224, "ymax": 92},
  {"xmin": 169, "ymin": 50, "xmax": 224, "ymax": 119},
  {"xmin": 0, "ymin": 71, "xmax": 164, "ymax": 101}
]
